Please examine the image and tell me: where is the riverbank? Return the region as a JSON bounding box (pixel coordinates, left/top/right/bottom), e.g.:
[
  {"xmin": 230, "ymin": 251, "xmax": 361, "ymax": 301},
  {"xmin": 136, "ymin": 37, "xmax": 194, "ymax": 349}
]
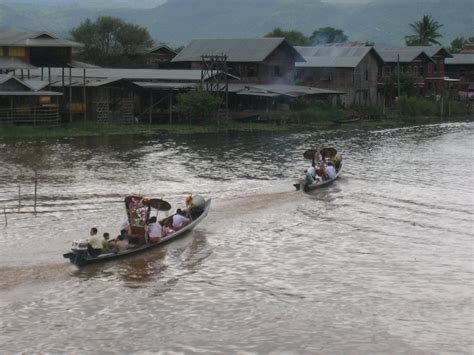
[{"xmin": 0, "ymin": 113, "xmax": 472, "ymax": 138}]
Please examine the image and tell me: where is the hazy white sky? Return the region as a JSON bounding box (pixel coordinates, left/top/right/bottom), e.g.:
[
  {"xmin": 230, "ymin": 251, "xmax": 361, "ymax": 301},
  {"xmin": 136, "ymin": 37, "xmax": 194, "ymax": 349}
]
[{"xmin": 321, "ymin": 0, "xmax": 371, "ymax": 3}]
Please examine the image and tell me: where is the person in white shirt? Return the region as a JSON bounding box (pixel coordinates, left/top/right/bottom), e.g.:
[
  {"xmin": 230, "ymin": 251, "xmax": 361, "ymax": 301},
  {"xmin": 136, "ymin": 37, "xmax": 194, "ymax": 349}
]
[
  {"xmin": 87, "ymin": 227, "xmax": 104, "ymax": 256},
  {"xmin": 172, "ymin": 209, "xmax": 190, "ymax": 230},
  {"xmin": 146, "ymin": 216, "xmax": 163, "ymax": 243},
  {"xmin": 305, "ymin": 163, "xmax": 318, "ymax": 184},
  {"xmin": 325, "ymin": 161, "xmax": 337, "ymax": 179}
]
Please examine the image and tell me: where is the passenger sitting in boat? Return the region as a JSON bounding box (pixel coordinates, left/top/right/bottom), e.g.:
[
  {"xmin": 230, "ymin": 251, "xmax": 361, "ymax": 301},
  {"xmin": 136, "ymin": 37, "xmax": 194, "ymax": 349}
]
[
  {"xmin": 113, "ymin": 235, "xmax": 131, "ymax": 252},
  {"xmin": 87, "ymin": 227, "xmax": 104, "ymax": 257},
  {"xmin": 312, "ymin": 149, "xmax": 321, "ymax": 165},
  {"xmin": 163, "ymin": 217, "xmax": 175, "ymax": 235},
  {"xmin": 146, "ymin": 216, "xmax": 163, "ymax": 243},
  {"xmin": 316, "ymin": 161, "xmax": 325, "ymax": 180},
  {"xmin": 305, "ymin": 163, "xmax": 317, "ymax": 184},
  {"xmin": 172, "ymin": 209, "xmax": 191, "ymax": 230},
  {"xmin": 101, "ymin": 232, "xmax": 114, "ymax": 253},
  {"xmin": 325, "ymin": 161, "xmax": 337, "ymax": 180},
  {"xmin": 118, "ymin": 228, "xmax": 140, "ymax": 245}
]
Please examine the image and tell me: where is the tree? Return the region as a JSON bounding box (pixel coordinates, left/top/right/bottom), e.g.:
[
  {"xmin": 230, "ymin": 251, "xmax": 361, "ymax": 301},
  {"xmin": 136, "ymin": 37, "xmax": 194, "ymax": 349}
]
[
  {"xmin": 70, "ymin": 16, "xmax": 154, "ymax": 67},
  {"xmin": 309, "ymin": 27, "xmax": 348, "ymax": 45},
  {"xmin": 264, "ymin": 28, "xmax": 310, "ymax": 46},
  {"xmin": 405, "ymin": 15, "xmax": 443, "ymax": 46},
  {"xmin": 175, "ymin": 86, "xmax": 222, "ymax": 122},
  {"xmin": 447, "ymin": 36, "xmax": 474, "ymax": 53},
  {"xmin": 384, "ymin": 73, "xmax": 419, "ymax": 99}
]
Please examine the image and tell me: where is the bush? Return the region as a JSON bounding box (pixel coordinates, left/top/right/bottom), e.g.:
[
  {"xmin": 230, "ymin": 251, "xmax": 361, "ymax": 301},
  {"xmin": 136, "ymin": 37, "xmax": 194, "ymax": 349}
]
[
  {"xmin": 291, "ymin": 102, "xmax": 345, "ymax": 123},
  {"xmin": 175, "ymin": 87, "xmax": 222, "ymax": 122}
]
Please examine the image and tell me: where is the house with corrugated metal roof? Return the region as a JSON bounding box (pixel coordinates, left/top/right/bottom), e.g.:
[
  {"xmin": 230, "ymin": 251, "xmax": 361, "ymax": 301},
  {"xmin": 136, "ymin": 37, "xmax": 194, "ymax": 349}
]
[
  {"xmin": 20, "ymin": 67, "xmax": 239, "ymax": 123},
  {"xmin": 295, "ymin": 45, "xmax": 383, "ymax": 105},
  {"xmin": 147, "ymin": 45, "xmax": 177, "ymax": 68},
  {"xmin": 0, "ymin": 73, "xmax": 62, "ymax": 125},
  {"xmin": 374, "ymin": 46, "xmax": 452, "ymax": 97},
  {"xmin": 171, "ymin": 38, "xmax": 304, "ymax": 85},
  {"xmin": 445, "ymin": 46, "xmax": 474, "ymax": 100},
  {"xmin": 0, "ymin": 31, "xmax": 83, "ymax": 71}
]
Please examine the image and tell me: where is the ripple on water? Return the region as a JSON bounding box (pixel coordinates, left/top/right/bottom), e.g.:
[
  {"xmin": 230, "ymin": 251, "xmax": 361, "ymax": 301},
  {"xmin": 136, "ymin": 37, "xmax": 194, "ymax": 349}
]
[{"xmin": 0, "ymin": 122, "xmax": 473, "ymax": 353}]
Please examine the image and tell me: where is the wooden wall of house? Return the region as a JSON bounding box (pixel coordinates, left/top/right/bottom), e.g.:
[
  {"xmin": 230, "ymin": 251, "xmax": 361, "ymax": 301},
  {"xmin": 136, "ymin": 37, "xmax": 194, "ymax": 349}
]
[
  {"xmin": 297, "ymin": 67, "xmax": 353, "ymax": 104},
  {"xmin": 353, "ymin": 53, "xmax": 379, "ymax": 104},
  {"xmin": 426, "ymin": 55, "xmax": 445, "ymax": 78},
  {"xmin": 257, "ymin": 46, "xmax": 296, "ymax": 84}
]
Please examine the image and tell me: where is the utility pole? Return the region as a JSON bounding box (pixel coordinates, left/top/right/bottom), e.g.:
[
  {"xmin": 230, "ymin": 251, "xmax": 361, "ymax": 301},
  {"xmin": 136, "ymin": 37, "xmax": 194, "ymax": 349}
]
[{"xmin": 397, "ymin": 54, "xmax": 401, "ymax": 98}]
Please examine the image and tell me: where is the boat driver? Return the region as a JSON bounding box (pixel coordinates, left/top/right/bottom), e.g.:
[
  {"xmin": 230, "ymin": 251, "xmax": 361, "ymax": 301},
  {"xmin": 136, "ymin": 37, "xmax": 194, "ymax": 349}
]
[{"xmin": 325, "ymin": 161, "xmax": 337, "ymax": 180}]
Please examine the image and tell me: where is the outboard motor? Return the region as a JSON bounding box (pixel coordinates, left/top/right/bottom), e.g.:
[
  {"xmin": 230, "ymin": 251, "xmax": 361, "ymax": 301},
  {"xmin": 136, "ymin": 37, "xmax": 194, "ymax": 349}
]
[
  {"xmin": 190, "ymin": 195, "xmax": 205, "ymax": 210},
  {"xmin": 71, "ymin": 239, "xmax": 89, "ymax": 252},
  {"xmin": 186, "ymin": 195, "xmax": 206, "ymax": 219}
]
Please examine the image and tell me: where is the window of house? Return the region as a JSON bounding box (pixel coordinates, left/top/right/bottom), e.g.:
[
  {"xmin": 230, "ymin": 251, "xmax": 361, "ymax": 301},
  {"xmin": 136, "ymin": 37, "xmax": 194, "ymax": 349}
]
[
  {"xmin": 9, "ymin": 47, "xmax": 25, "ymax": 57},
  {"xmin": 419, "ymin": 66, "xmax": 424, "ymax": 76},
  {"xmin": 365, "ymin": 70, "xmax": 369, "ymax": 81},
  {"xmin": 0, "ymin": 48, "xmax": 3, "ymax": 56},
  {"xmin": 247, "ymin": 66, "xmax": 256, "ymax": 77}
]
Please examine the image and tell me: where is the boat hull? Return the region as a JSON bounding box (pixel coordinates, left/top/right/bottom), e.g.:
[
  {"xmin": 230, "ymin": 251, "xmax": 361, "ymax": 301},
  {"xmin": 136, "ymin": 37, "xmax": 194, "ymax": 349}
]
[
  {"xmin": 64, "ymin": 199, "xmax": 211, "ymax": 267},
  {"xmin": 294, "ymin": 164, "xmax": 342, "ymax": 191}
]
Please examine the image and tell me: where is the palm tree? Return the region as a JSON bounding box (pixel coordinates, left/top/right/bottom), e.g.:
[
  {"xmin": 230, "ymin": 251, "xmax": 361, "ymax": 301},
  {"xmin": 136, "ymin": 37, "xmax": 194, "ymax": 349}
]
[{"xmin": 405, "ymin": 15, "xmax": 443, "ymax": 46}]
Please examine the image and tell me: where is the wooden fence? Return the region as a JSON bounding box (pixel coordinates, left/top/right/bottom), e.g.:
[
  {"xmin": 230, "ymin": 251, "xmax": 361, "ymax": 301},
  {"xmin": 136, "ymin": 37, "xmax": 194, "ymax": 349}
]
[{"xmin": 0, "ymin": 106, "xmax": 60, "ymax": 126}]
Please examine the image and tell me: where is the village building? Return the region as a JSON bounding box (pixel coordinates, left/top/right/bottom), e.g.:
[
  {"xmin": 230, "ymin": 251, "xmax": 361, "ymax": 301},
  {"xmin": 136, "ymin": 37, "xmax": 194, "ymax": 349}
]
[
  {"xmin": 445, "ymin": 44, "xmax": 474, "ymax": 100},
  {"xmin": 0, "ymin": 73, "xmax": 62, "ymax": 125},
  {"xmin": 19, "ymin": 67, "xmax": 243, "ymax": 123},
  {"xmin": 375, "ymin": 46, "xmax": 452, "ymax": 98},
  {"xmin": 0, "ymin": 31, "xmax": 83, "ymax": 71},
  {"xmin": 171, "ymin": 38, "xmax": 304, "ymax": 85},
  {"xmin": 0, "ymin": 31, "xmax": 84, "ymax": 125},
  {"xmin": 146, "ymin": 45, "xmax": 177, "ymax": 68},
  {"xmin": 294, "ymin": 45, "xmax": 383, "ymax": 105},
  {"xmin": 3, "ymin": 33, "xmax": 344, "ymax": 125},
  {"xmin": 171, "ymin": 38, "xmax": 343, "ymax": 113}
]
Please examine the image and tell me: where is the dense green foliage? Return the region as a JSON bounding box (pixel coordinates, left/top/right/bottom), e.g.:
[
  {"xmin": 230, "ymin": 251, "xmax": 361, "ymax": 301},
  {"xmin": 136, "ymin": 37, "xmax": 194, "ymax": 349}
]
[
  {"xmin": 265, "ymin": 26, "xmax": 348, "ymax": 46},
  {"xmin": 405, "ymin": 15, "xmax": 443, "ymax": 46},
  {"xmin": 264, "ymin": 28, "xmax": 310, "ymax": 46},
  {"xmin": 70, "ymin": 16, "xmax": 154, "ymax": 66},
  {"xmin": 310, "ymin": 27, "xmax": 348, "ymax": 45},
  {"xmin": 396, "ymin": 96, "xmax": 467, "ymax": 117},
  {"xmin": 447, "ymin": 36, "xmax": 474, "ymax": 53},
  {"xmin": 383, "ymin": 74, "xmax": 419, "ymax": 98},
  {"xmin": 175, "ymin": 87, "xmax": 222, "ymax": 122}
]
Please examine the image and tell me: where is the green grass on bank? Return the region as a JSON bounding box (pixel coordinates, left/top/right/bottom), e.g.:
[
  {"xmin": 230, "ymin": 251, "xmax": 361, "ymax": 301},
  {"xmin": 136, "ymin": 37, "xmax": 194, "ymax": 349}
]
[{"xmin": 0, "ymin": 104, "xmax": 472, "ymax": 138}]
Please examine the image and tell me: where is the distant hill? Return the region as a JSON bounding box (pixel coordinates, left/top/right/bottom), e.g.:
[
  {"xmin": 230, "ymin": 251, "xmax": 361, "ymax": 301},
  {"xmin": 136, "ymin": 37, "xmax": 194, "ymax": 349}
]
[{"xmin": 0, "ymin": 0, "xmax": 471, "ymax": 47}]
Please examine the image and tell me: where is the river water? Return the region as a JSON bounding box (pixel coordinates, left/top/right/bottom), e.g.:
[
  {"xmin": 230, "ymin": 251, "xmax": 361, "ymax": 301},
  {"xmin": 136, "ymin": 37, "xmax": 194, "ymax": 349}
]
[{"xmin": 0, "ymin": 121, "xmax": 472, "ymax": 353}]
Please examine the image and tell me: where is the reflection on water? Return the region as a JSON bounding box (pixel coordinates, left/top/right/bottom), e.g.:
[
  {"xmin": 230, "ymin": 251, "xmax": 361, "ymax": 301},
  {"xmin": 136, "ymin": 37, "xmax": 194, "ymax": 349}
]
[{"xmin": 0, "ymin": 121, "xmax": 473, "ymax": 353}]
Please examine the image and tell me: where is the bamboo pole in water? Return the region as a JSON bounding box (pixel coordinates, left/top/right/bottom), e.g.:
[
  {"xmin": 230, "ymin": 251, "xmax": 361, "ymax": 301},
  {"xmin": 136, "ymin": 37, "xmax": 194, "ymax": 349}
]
[
  {"xmin": 18, "ymin": 184, "xmax": 21, "ymax": 212},
  {"xmin": 34, "ymin": 170, "xmax": 38, "ymax": 216}
]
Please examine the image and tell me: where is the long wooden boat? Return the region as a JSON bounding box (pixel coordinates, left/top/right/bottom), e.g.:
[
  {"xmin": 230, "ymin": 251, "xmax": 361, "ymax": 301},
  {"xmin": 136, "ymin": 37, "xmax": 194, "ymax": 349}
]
[
  {"xmin": 63, "ymin": 198, "xmax": 211, "ymax": 267},
  {"xmin": 333, "ymin": 115, "xmax": 361, "ymax": 124}
]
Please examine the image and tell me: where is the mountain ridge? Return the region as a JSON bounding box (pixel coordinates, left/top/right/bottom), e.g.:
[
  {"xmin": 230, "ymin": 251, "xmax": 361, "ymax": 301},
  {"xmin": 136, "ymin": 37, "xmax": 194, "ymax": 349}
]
[{"xmin": 0, "ymin": 0, "xmax": 471, "ymax": 47}]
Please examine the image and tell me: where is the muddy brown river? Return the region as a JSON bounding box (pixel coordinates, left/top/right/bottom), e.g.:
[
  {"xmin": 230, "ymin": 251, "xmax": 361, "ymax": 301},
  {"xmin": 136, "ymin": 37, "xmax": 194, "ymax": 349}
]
[{"xmin": 0, "ymin": 121, "xmax": 473, "ymax": 353}]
